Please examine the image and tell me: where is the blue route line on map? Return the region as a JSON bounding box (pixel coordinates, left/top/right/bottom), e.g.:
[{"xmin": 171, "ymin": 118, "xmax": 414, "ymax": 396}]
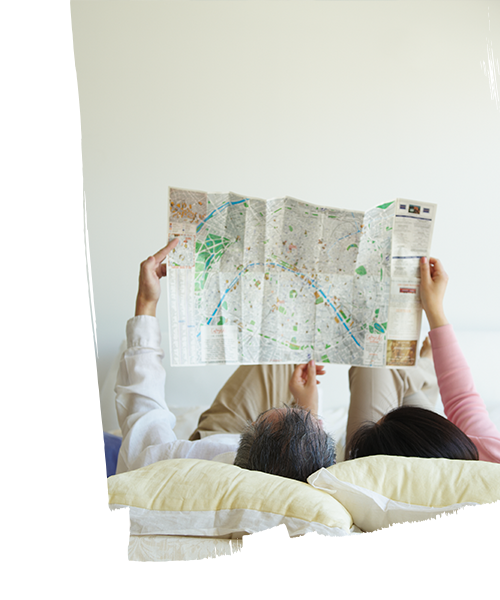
[
  {"xmin": 194, "ymin": 199, "xmax": 363, "ymax": 349},
  {"xmin": 196, "ymin": 199, "xmax": 248, "ymax": 233},
  {"xmin": 203, "ymin": 261, "xmax": 362, "ymax": 349}
]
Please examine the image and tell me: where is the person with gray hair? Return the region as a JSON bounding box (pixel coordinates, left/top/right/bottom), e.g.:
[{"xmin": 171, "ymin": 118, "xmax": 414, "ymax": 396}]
[
  {"xmin": 192, "ymin": 363, "xmax": 337, "ymax": 482},
  {"xmin": 114, "ymin": 240, "xmax": 336, "ymax": 481},
  {"xmin": 234, "ymin": 406, "xmax": 336, "ymax": 482}
]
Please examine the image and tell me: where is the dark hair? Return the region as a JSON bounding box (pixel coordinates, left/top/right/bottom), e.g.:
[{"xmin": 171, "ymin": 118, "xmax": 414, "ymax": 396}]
[
  {"xmin": 345, "ymin": 405, "xmax": 479, "ymax": 461},
  {"xmin": 234, "ymin": 406, "xmax": 336, "ymax": 482}
]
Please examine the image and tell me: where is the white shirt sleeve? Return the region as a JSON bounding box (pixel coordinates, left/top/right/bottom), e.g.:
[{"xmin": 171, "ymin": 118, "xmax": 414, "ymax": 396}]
[{"xmin": 114, "ymin": 316, "xmax": 239, "ymax": 473}]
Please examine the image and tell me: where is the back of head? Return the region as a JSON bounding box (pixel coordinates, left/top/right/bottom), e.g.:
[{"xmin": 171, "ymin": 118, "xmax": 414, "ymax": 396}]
[
  {"xmin": 234, "ymin": 406, "xmax": 336, "ymax": 482},
  {"xmin": 345, "ymin": 405, "xmax": 479, "ymax": 461}
]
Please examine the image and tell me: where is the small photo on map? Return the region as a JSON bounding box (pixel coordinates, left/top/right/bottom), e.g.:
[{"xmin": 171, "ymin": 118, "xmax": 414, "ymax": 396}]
[
  {"xmin": 170, "ymin": 187, "xmax": 207, "ymax": 224},
  {"xmin": 408, "ymin": 204, "xmax": 421, "ymax": 215},
  {"xmin": 386, "ymin": 339, "xmax": 417, "ymax": 366}
]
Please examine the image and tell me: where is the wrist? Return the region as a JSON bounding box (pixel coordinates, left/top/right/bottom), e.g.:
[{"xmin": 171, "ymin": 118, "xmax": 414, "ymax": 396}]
[
  {"xmin": 293, "ymin": 393, "xmax": 318, "ymax": 414},
  {"xmin": 426, "ymin": 311, "xmax": 449, "ymax": 330},
  {"xmin": 135, "ymin": 296, "xmax": 158, "ymax": 317}
]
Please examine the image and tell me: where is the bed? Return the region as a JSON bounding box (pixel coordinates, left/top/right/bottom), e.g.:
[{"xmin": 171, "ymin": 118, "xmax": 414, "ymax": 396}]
[{"xmin": 102, "ymin": 329, "xmax": 500, "ymax": 561}]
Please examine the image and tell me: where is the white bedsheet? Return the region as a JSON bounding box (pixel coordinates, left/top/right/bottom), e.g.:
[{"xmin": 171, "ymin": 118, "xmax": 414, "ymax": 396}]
[{"xmin": 128, "ymin": 535, "xmax": 243, "ymax": 562}]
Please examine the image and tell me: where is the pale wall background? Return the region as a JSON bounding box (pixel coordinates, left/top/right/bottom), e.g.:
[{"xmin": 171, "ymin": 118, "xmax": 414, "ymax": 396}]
[{"xmin": 71, "ymin": 1, "xmax": 500, "ymax": 431}]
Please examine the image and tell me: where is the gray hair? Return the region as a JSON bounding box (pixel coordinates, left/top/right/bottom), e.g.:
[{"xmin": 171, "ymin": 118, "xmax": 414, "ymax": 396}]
[{"xmin": 234, "ymin": 405, "xmax": 336, "ymax": 482}]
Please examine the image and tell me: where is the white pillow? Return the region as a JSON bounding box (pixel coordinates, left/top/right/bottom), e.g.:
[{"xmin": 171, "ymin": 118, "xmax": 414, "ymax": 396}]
[
  {"xmin": 109, "ymin": 458, "xmax": 354, "ymax": 538},
  {"xmin": 308, "ymin": 455, "xmax": 500, "ymax": 532}
]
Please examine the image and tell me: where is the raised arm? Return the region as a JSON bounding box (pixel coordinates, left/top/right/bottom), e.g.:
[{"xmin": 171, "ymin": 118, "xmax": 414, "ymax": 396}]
[
  {"xmin": 114, "ymin": 240, "xmax": 181, "ymax": 473},
  {"xmin": 288, "ymin": 360, "xmax": 325, "ymax": 415},
  {"xmin": 419, "ymin": 257, "xmax": 500, "ymax": 463},
  {"xmin": 135, "ymin": 238, "xmax": 179, "ymax": 317}
]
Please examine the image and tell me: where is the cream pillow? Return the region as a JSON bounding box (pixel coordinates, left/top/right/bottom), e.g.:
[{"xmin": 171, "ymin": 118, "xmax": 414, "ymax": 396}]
[
  {"xmin": 307, "ymin": 455, "xmax": 500, "ymax": 532},
  {"xmin": 108, "ymin": 458, "xmax": 353, "ymax": 538}
]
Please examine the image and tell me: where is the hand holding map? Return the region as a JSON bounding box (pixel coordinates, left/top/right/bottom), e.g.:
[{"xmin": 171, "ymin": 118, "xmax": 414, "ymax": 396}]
[{"xmin": 419, "ymin": 256, "xmax": 449, "ymax": 330}]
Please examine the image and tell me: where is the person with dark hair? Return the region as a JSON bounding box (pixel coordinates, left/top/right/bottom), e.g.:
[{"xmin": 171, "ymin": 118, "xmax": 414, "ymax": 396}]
[
  {"xmin": 114, "ymin": 241, "xmax": 335, "ymax": 481},
  {"xmin": 345, "ymin": 256, "xmax": 500, "ymax": 463},
  {"xmin": 346, "ymin": 406, "xmax": 479, "ymax": 461}
]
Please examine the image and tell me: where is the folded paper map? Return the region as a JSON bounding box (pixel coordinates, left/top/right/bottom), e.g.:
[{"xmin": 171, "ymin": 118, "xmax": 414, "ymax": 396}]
[{"xmin": 167, "ymin": 187, "xmax": 436, "ymax": 367}]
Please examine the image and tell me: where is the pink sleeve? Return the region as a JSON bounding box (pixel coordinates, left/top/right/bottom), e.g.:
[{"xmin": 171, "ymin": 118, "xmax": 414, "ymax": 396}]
[{"xmin": 429, "ymin": 324, "xmax": 500, "ymax": 463}]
